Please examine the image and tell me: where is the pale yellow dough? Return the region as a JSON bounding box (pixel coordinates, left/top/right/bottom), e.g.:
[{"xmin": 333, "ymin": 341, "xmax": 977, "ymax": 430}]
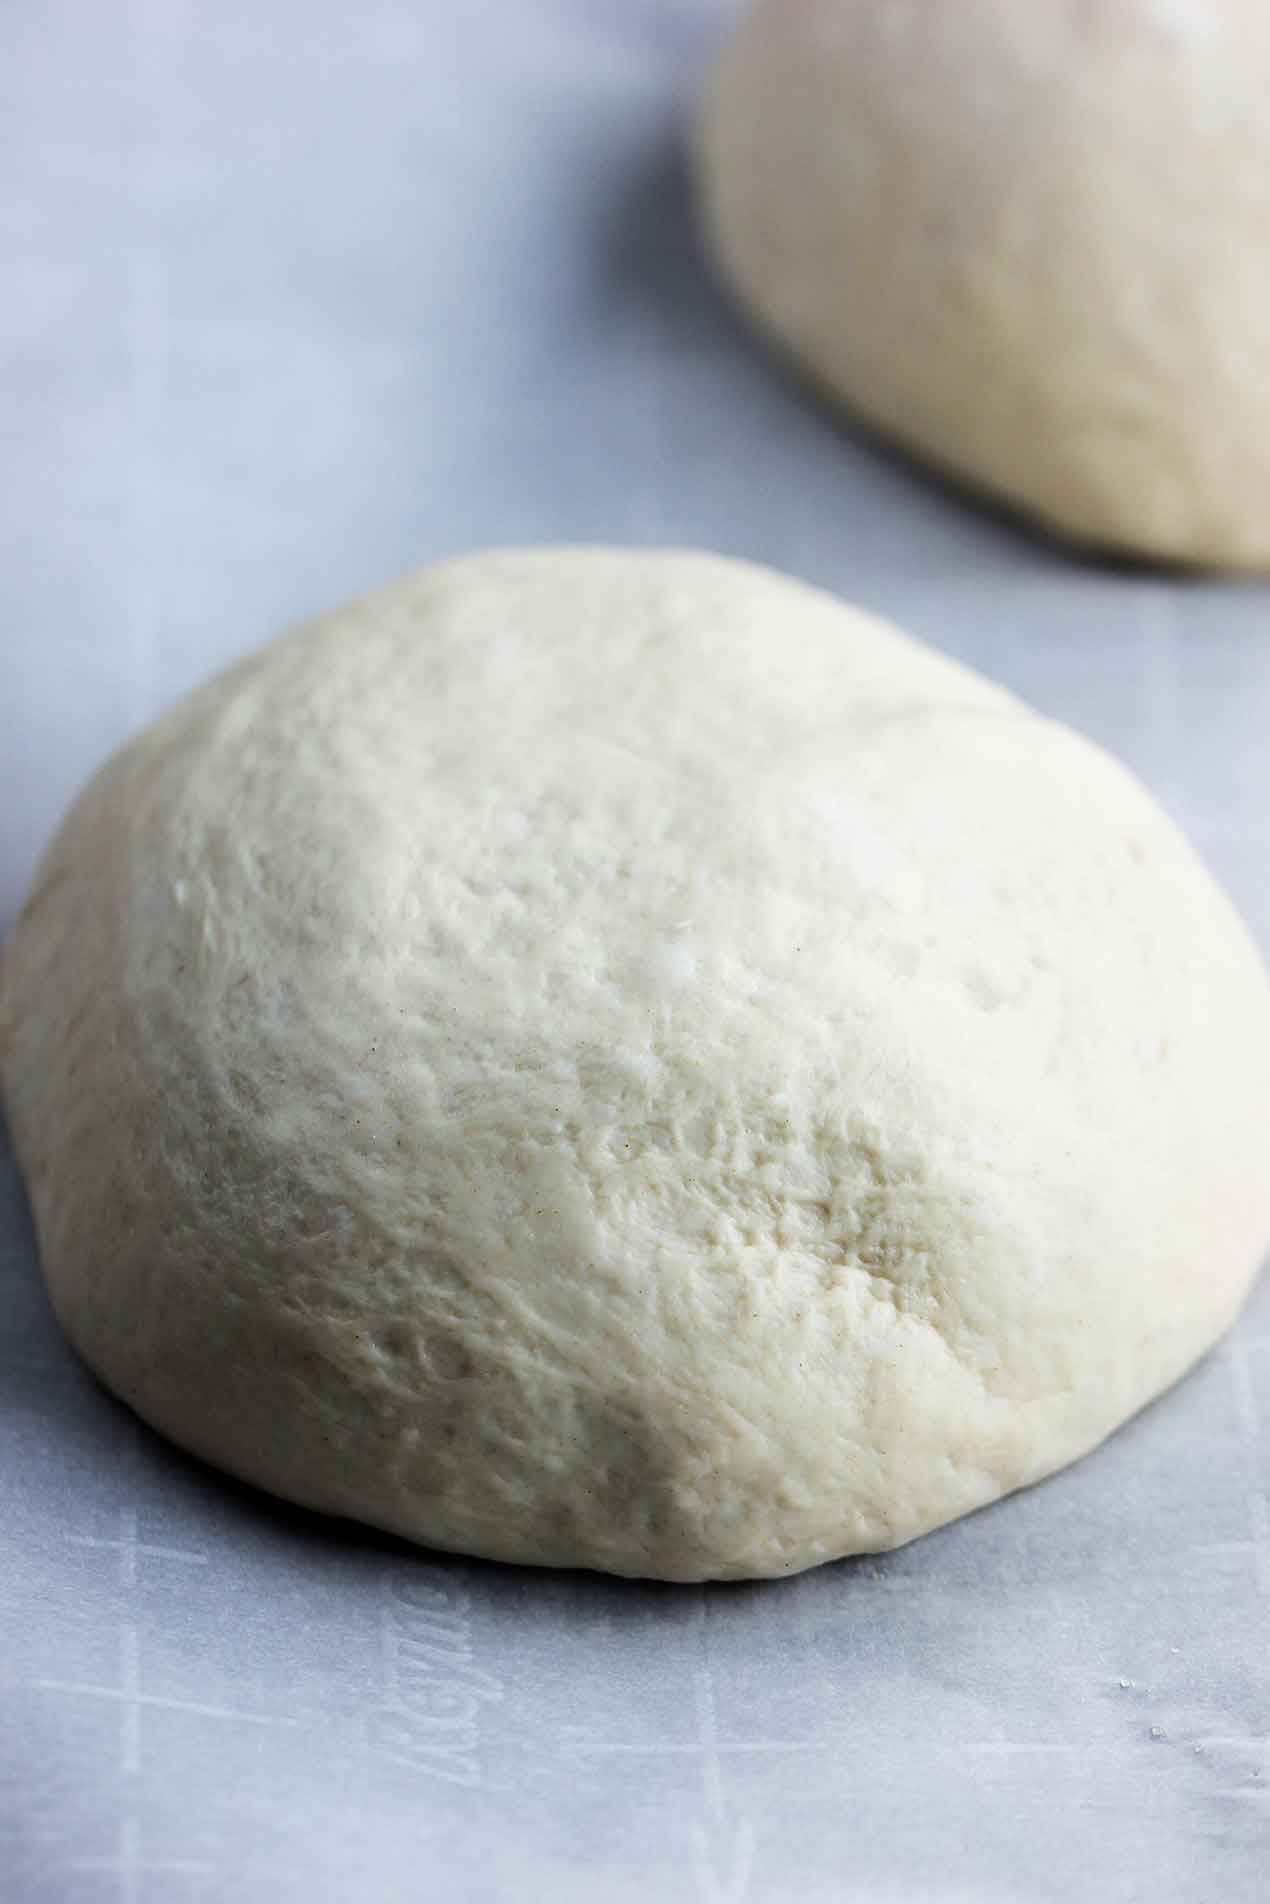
[
  {"xmin": 2, "ymin": 549, "xmax": 1268, "ymax": 1579},
  {"xmin": 697, "ymin": 0, "xmax": 1270, "ymax": 569}
]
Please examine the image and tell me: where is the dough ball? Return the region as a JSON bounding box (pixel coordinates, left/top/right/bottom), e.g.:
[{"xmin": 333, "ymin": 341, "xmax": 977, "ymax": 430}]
[
  {"xmin": 2, "ymin": 548, "xmax": 1267, "ymax": 1581},
  {"xmin": 697, "ymin": 0, "xmax": 1270, "ymax": 569}
]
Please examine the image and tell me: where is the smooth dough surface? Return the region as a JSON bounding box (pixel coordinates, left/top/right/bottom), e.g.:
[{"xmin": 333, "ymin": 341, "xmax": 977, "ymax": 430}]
[
  {"xmin": 2, "ymin": 548, "xmax": 1268, "ymax": 1581},
  {"xmin": 697, "ymin": 0, "xmax": 1270, "ymax": 569}
]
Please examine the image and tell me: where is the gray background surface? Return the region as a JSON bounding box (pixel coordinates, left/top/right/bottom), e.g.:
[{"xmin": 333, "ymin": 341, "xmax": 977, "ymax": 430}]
[{"xmin": 2, "ymin": 4, "xmax": 1267, "ymax": 1900}]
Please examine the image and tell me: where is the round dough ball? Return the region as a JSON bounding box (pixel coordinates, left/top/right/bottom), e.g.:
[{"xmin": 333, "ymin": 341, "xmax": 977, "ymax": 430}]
[
  {"xmin": 2, "ymin": 549, "xmax": 1267, "ymax": 1581},
  {"xmin": 697, "ymin": 0, "xmax": 1270, "ymax": 569}
]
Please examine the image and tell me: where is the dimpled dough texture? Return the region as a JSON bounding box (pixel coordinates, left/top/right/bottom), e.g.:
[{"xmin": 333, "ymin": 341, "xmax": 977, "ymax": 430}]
[
  {"xmin": 697, "ymin": 0, "xmax": 1270, "ymax": 569},
  {"xmin": 2, "ymin": 550, "xmax": 1269, "ymax": 1583}
]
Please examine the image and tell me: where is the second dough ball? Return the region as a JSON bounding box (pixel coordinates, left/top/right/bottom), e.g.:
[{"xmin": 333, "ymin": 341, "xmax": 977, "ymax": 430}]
[{"xmin": 697, "ymin": 0, "xmax": 1270, "ymax": 569}]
